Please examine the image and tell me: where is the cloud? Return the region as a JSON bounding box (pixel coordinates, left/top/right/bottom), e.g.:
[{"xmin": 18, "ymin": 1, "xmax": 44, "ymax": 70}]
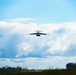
[
  {"xmin": 0, "ymin": 56, "xmax": 76, "ymax": 69},
  {"xmin": 0, "ymin": 20, "xmax": 76, "ymax": 58},
  {"xmin": 16, "ymin": 42, "xmax": 33, "ymax": 57},
  {"xmin": 7, "ymin": 18, "xmax": 36, "ymax": 23},
  {"xmin": 0, "ymin": 19, "xmax": 76, "ymax": 69}
]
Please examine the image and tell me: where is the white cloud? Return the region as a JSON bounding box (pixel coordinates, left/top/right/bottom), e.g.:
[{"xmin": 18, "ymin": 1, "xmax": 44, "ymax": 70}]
[
  {"xmin": 0, "ymin": 20, "xmax": 76, "ymax": 69},
  {"xmin": 0, "ymin": 20, "xmax": 76, "ymax": 58},
  {"xmin": 8, "ymin": 18, "xmax": 36, "ymax": 23},
  {"xmin": 0, "ymin": 56, "xmax": 76, "ymax": 69},
  {"xmin": 16, "ymin": 42, "xmax": 33, "ymax": 57}
]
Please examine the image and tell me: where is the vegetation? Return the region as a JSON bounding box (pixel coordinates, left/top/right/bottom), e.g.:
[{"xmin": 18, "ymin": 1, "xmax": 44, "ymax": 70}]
[
  {"xmin": 0, "ymin": 62, "xmax": 76, "ymax": 75},
  {"xmin": 66, "ymin": 62, "xmax": 76, "ymax": 69},
  {"xmin": 0, "ymin": 66, "xmax": 22, "ymax": 73}
]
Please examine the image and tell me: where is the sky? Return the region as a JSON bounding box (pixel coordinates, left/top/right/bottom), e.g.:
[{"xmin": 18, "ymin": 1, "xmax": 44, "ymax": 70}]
[{"xmin": 0, "ymin": 0, "xmax": 76, "ymax": 69}]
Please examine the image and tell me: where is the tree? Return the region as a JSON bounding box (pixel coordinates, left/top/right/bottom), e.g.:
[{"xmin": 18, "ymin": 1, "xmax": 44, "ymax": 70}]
[{"xmin": 66, "ymin": 62, "xmax": 76, "ymax": 69}]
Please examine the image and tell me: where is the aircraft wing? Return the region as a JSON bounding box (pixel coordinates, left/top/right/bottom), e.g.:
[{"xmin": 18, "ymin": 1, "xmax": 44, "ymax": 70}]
[
  {"xmin": 29, "ymin": 33, "xmax": 37, "ymax": 35},
  {"xmin": 39, "ymin": 33, "xmax": 47, "ymax": 35}
]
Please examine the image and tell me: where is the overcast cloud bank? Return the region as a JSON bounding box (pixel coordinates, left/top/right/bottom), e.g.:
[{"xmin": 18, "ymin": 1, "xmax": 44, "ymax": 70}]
[{"xmin": 0, "ymin": 18, "xmax": 76, "ymax": 69}]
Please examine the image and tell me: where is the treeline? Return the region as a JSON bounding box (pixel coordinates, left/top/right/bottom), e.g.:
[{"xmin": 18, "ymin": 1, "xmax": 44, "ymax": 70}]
[
  {"xmin": 0, "ymin": 62, "xmax": 76, "ymax": 73},
  {"xmin": 0, "ymin": 66, "xmax": 22, "ymax": 73}
]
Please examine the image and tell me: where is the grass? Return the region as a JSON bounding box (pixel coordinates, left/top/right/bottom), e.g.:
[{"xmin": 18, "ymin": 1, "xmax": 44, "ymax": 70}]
[{"xmin": 0, "ymin": 69, "xmax": 76, "ymax": 75}]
